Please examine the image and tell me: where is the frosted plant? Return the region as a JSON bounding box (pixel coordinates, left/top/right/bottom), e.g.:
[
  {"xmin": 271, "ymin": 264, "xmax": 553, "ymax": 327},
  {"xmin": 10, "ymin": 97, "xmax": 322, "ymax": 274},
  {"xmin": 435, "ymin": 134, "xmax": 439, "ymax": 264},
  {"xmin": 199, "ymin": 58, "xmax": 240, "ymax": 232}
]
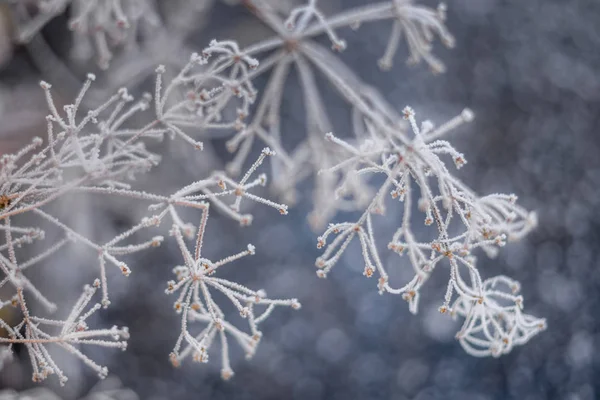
[
  {"xmin": 9, "ymin": 0, "xmax": 160, "ymax": 69},
  {"xmin": 0, "ymin": 0, "xmax": 549, "ymax": 390},
  {"xmin": 78, "ymin": 147, "xmax": 292, "ymax": 380},
  {"xmin": 0, "ymin": 39, "xmax": 298, "ymax": 384},
  {"xmin": 78, "ymin": 144, "xmax": 291, "ymax": 378},
  {"xmin": 0, "ymin": 279, "xmax": 129, "ymax": 385},
  {"xmin": 0, "ymin": 144, "xmax": 289, "ymax": 383},
  {"xmin": 166, "ymin": 202, "xmax": 300, "ymax": 380},
  {"xmin": 0, "ymin": 74, "xmax": 166, "ymax": 308},
  {"xmin": 0, "ymin": 76, "xmax": 160, "ymax": 383},
  {"xmin": 315, "ymin": 106, "xmax": 545, "ymax": 356},
  {"xmin": 0, "ymin": 39, "xmax": 259, "ymax": 226},
  {"xmin": 153, "ymin": 40, "xmax": 260, "ymax": 143},
  {"xmin": 201, "ymin": 0, "xmax": 456, "ymax": 228},
  {"xmin": 85, "ymin": 148, "xmax": 292, "ymax": 379},
  {"xmin": 9, "ymin": 0, "xmax": 457, "ymax": 208},
  {"xmin": 451, "ymin": 276, "xmax": 547, "ymax": 357},
  {"xmin": 68, "ymin": 0, "xmax": 160, "ymax": 69}
]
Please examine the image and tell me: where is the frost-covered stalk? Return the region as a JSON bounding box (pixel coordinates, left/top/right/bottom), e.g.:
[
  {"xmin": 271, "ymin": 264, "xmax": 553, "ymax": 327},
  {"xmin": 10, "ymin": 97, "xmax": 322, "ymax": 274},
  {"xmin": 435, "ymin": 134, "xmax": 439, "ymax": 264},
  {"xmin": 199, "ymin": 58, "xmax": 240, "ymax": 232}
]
[
  {"xmin": 316, "ymin": 107, "xmax": 545, "ymax": 356},
  {"xmin": 207, "ymin": 0, "xmax": 455, "ymax": 227},
  {"xmin": 0, "ymin": 75, "xmax": 159, "ymax": 383},
  {"xmin": 84, "ymin": 148, "xmax": 294, "ymax": 378},
  {"xmin": 166, "ymin": 202, "xmax": 300, "ymax": 380},
  {"xmin": 0, "ymin": 279, "xmax": 129, "ymax": 386},
  {"xmin": 0, "ymin": 73, "xmax": 166, "ymax": 310},
  {"xmin": 9, "ymin": 0, "xmax": 464, "ymax": 218},
  {"xmin": 10, "ymin": 0, "xmax": 160, "ymax": 69},
  {"xmin": 0, "ymin": 39, "xmax": 296, "ymax": 383},
  {"xmin": 2, "ymin": 0, "xmax": 548, "ymax": 385},
  {"xmin": 153, "ymin": 40, "xmax": 259, "ymax": 147}
]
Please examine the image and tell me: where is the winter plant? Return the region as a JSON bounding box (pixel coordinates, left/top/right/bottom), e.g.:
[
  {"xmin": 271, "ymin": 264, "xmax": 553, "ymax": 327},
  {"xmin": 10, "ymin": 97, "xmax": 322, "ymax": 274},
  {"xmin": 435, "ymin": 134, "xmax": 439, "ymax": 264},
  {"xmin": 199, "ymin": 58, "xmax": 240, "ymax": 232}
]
[
  {"xmin": 10, "ymin": 0, "xmax": 160, "ymax": 69},
  {"xmin": 0, "ymin": 41, "xmax": 296, "ymax": 384},
  {"xmin": 316, "ymin": 107, "xmax": 545, "ymax": 356},
  {"xmin": 0, "ymin": 0, "xmax": 546, "ymax": 389}
]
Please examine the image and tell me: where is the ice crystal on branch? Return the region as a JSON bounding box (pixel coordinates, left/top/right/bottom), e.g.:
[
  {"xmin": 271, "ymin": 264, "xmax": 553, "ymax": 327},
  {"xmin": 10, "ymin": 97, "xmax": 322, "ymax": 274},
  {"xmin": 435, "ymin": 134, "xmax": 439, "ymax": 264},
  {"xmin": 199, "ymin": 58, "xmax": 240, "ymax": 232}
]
[{"xmin": 315, "ymin": 107, "xmax": 545, "ymax": 356}]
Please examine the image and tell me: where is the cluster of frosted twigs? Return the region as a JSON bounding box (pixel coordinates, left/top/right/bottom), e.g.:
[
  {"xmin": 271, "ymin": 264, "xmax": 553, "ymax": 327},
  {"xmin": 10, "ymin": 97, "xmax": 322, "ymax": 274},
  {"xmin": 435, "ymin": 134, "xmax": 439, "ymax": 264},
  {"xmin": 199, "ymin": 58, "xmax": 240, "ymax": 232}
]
[
  {"xmin": 316, "ymin": 107, "xmax": 546, "ymax": 356},
  {"xmin": 0, "ymin": 38, "xmax": 298, "ymax": 384},
  {"xmin": 14, "ymin": 0, "xmax": 463, "ymax": 228},
  {"xmin": 10, "ymin": 0, "xmax": 159, "ymax": 69},
  {"xmin": 210, "ymin": 0, "xmax": 457, "ymax": 228},
  {"xmin": 165, "ymin": 201, "xmax": 300, "ymax": 380},
  {"xmin": 1, "ymin": 0, "xmax": 547, "ymax": 387}
]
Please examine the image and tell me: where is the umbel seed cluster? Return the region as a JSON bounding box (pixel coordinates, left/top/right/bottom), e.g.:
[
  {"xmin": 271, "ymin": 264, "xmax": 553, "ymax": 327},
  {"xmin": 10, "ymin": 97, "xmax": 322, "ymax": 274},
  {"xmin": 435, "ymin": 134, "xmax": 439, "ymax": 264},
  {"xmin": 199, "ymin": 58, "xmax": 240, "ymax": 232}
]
[{"xmin": 0, "ymin": 0, "xmax": 545, "ymax": 386}]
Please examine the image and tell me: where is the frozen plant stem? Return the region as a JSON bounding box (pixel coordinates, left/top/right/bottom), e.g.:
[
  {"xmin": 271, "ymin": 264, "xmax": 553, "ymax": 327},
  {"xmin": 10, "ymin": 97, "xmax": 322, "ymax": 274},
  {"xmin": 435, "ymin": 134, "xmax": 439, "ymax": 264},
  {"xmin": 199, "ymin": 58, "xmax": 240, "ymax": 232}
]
[
  {"xmin": 0, "ymin": 0, "xmax": 548, "ymax": 387},
  {"xmin": 0, "ymin": 41, "xmax": 293, "ymax": 384},
  {"xmin": 315, "ymin": 107, "xmax": 545, "ymax": 356},
  {"xmin": 166, "ymin": 203, "xmax": 300, "ymax": 380},
  {"xmin": 198, "ymin": 0, "xmax": 458, "ymax": 228}
]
